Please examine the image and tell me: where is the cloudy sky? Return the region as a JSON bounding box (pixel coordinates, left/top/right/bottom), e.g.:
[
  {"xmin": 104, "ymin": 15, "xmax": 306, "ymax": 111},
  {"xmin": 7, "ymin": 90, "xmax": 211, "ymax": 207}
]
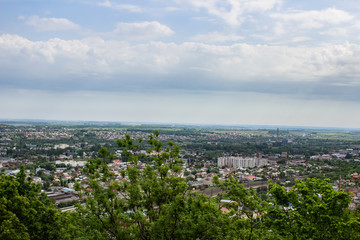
[{"xmin": 1, "ymin": 0, "xmax": 360, "ymax": 128}]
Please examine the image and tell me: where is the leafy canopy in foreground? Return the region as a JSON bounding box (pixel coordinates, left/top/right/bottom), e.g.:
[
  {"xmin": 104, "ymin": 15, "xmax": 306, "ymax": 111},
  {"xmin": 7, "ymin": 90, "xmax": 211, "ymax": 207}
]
[
  {"xmin": 214, "ymin": 174, "xmax": 268, "ymax": 240},
  {"xmin": 265, "ymin": 178, "xmax": 360, "ymax": 240},
  {"xmin": 72, "ymin": 131, "xmax": 227, "ymax": 239},
  {"xmin": 0, "ymin": 166, "xmax": 61, "ymax": 240}
]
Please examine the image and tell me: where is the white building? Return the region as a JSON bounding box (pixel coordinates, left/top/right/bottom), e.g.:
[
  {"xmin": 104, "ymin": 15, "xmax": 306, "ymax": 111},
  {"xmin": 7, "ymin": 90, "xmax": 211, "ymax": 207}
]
[
  {"xmin": 55, "ymin": 160, "xmax": 86, "ymax": 167},
  {"xmin": 54, "ymin": 144, "xmax": 70, "ymax": 149},
  {"xmin": 218, "ymin": 156, "xmax": 268, "ymax": 169}
]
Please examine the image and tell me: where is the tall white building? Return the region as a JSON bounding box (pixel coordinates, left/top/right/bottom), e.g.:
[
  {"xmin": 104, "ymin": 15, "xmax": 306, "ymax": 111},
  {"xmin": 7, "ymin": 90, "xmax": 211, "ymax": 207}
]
[{"xmin": 218, "ymin": 156, "xmax": 268, "ymax": 169}]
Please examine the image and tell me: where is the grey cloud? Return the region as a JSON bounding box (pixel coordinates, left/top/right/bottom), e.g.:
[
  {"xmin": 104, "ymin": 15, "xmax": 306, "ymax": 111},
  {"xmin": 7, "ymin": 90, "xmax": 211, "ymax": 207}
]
[{"xmin": 1, "ymin": 34, "xmax": 360, "ymax": 102}]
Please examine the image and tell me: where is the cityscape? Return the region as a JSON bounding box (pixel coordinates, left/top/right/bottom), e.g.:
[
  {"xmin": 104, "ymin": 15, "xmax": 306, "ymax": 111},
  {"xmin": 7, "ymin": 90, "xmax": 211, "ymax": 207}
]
[
  {"xmin": 2, "ymin": 0, "xmax": 360, "ymax": 239},
  {"xmin": 2, "ymin": 120, "xmax": 360, "ymax": 238},
  {"xmin": 2, "ymin": 121, "xmax": 360, "ymax": 209}
]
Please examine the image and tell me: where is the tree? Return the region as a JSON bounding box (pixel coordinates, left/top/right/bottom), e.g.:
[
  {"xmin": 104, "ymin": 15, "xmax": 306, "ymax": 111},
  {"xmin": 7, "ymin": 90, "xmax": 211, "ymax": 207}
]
[
  {"xmin": 213, "ymin": 174, "xmax": 268, "ymax": 240},
  {"xmin": 71, "ymin": 131, "xmax": 227, "ymax": 239},
  {"xmin": 0, "ymin": 166, "xmax": 61, "ymax": 240},
  {"xmin": 265, "ymin": 178, "xmax": 360, "ymax": 239}
]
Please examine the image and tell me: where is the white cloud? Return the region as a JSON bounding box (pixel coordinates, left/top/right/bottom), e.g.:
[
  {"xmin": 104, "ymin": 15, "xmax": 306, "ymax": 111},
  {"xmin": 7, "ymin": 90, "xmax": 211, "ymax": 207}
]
[
  {"xmin": 190, "ymin": 32, "xmax": 244, "ymax": 43},
  {"xmin": 97, "ymin": 0, "xmax": 142, "ymax": 12},
  {"xmin": 113, "ymin": 21, "xmax": 175, "ymax": 40},
  {"xmin": 1, "ymin": 34, "xmax": 360, "ymax": 96},
  {"xmin": 290, "ymin": 36, "xmax": 311, "ymax": 43},
  {"xmin": 179, "ymin": 0, "xmax": 281, "ymax": 26},
  {"xmin": 271, "ymin": 8, "xmax": 354, "ymax": 29},
  {"xmin": 320, "ymin": 28, "xmax": 349, "ymax": 37},
  {"xmin": 352, "ymin": 21, "xmax": 360, "ymax": 29},
  {"xmin": 273, "ymin": 22, "xmax": 286, "ymax": 36},
  {"xmin": 243, "ymin": 0, "xmax": 282, "ymax": 12},
  {"xmin": 24, "ymin": 15, "xmax": 80, "ymax": 31}
]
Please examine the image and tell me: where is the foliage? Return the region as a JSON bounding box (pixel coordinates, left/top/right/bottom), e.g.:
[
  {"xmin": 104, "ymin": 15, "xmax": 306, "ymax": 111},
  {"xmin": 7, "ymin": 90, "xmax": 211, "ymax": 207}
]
[
  {"xmin": 213, "ymin": 174, "xmax": 269, "ymax": 240},
  {"xmin": 0, "ymin": 166, "xmax": 61, "ymax": 240},
  {"xmin": 71, "ymin": 131, "xmax": 226, "ymax": 239},
  {"xmin": 265, "ymin": 178, "xmax": 360, "ymax": 240}
]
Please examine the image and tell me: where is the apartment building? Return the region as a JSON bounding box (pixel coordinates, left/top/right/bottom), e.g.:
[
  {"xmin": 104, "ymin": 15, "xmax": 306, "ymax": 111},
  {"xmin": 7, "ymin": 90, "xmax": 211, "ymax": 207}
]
[{"xmin": 218, "ymin": 156, "xmax": 268, "ymax": 169}]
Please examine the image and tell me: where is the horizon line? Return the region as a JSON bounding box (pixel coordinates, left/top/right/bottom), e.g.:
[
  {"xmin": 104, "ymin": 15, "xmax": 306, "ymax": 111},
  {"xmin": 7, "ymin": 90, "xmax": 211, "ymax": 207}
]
[{"xmin": 1, "ymin": 118, "xmax": 359, "ymax": 131}]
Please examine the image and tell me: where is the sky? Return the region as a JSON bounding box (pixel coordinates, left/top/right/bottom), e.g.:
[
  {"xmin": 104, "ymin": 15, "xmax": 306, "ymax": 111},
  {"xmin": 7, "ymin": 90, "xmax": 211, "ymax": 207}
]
[{"xmin": 1, "ymin": 0, "xmax": 360, "ymax": 128}]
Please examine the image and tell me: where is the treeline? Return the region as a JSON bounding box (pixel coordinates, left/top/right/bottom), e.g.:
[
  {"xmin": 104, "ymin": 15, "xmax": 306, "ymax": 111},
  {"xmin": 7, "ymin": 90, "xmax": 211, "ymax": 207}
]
[
  {"xmin": 6, "ymin": 126, "xmax": 360, "ymax": 162},
  {"xmin": 1, "ymin": 132, "xmax": 360, "ymax": 240},
  {"xmin": 307, "ymin": 159, "xmax": 360, "ymax": 181},
  {"xmin": 183, "ymin": 138, "xmax": 359, "ymax": 158}
]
